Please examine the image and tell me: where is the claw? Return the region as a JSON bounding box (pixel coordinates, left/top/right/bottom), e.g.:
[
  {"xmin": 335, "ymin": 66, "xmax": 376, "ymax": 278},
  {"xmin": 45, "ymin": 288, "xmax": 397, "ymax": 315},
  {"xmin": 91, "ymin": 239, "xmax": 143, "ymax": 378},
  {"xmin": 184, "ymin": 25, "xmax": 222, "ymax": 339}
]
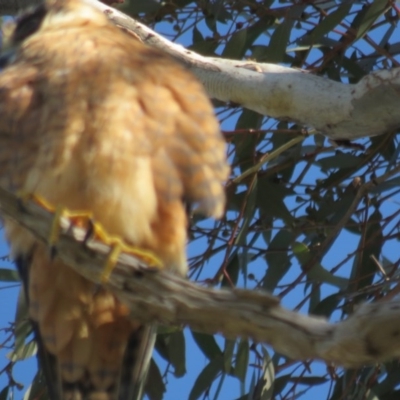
[
  {"xmin": 18, "ymin": 191, "xmax": 58, "ymax": 212},
  {"xmin": 101, "ymin": 239, "xmax": 123, "ymax": 283},
  {"xmin": 18, "ymin": 192, "xmax": 163, "ymax": 283},
  {"xmin": 92, "ymin": 224, "xmax": 163, "ymax": 283}
]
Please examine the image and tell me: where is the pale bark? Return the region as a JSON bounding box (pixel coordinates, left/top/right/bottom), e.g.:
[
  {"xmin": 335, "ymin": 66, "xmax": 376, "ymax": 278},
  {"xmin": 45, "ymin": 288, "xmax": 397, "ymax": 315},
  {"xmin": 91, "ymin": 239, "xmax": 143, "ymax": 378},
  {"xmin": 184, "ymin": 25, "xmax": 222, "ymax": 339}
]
[
  {"xmin": 1, "ymin": 0, "xmax": 400, "ymax": 140},
  {"xmin": 91, "ymin": 0, "xmax": 400, "ymax": 140},
  {"xmin": 1, "ymin": 185, "xmax": 400, "ymax": 368}
]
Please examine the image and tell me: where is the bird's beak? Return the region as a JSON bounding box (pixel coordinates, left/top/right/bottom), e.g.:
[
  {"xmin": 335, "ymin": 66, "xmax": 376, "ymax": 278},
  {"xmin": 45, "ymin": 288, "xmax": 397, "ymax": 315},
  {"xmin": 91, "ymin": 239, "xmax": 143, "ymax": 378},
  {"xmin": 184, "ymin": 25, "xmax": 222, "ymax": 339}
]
[{"xmin": 0, "ymin": 50, "xmax": 16, "ymax": 69}]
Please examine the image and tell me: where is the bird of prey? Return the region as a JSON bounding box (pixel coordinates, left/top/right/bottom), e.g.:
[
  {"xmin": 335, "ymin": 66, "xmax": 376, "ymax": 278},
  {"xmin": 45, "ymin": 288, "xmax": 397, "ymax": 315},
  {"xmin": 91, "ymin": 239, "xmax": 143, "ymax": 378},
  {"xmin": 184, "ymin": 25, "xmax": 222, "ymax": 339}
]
[{"xmin": 0, "ymin": 0, "xmax": 228, "ymax": 398}]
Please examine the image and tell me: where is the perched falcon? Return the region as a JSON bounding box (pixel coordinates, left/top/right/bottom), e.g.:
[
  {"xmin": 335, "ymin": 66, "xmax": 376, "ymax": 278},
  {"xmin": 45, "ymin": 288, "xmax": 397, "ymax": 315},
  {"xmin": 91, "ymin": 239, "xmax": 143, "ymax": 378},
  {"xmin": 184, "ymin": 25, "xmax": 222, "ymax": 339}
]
[{"xmin": 0, "ymin": 0, "xmax": 228, "ymax": 399}]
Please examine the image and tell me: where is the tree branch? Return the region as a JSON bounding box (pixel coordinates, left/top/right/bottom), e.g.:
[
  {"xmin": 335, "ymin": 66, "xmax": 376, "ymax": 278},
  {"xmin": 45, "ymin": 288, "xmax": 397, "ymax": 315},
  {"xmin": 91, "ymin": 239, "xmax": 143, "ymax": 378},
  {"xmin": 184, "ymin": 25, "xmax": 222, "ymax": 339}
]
[
  {"xmin": 89, "ymin": 0, "xmax": 400, "ymax": 141},
  {"xmin": 1, "ymin": 185, "xmax": 400, "ymax": 368},
  {"xmin": 2, "ymin": 0, "xmax": 400, "ymax": 140}
]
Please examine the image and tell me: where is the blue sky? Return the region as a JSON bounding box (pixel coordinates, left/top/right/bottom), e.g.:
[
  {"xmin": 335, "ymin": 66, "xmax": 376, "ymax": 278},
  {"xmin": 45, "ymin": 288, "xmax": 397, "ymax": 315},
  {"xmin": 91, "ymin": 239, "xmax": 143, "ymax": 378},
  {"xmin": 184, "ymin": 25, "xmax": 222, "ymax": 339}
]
[{"xmin": 1, "ymin": 1, "xmax": 400, "ymax": 400}]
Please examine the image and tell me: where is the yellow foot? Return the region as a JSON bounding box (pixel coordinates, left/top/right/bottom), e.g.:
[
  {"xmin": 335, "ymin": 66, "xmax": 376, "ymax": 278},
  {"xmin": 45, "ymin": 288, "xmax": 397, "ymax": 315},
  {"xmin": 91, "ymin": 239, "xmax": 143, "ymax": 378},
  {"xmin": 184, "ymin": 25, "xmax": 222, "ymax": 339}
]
[
  {"xmin": 90, "ymin": 222, "xmax": 163, "ymax": 283},
  {"xmin": 18, "ymin": 192, "xmax": 163, "ymax": 283},
  {"xmin": 18, "ymin": 192, "xmax": 94, "ymax": 251}
]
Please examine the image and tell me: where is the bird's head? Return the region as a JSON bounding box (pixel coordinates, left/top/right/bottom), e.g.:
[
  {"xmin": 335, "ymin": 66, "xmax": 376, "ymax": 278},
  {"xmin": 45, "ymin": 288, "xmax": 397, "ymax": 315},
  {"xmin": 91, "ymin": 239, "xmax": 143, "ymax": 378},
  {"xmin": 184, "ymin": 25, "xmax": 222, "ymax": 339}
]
[{"xmin": 0, "ymin": 0, "xmax": 108, "ymax": 66}]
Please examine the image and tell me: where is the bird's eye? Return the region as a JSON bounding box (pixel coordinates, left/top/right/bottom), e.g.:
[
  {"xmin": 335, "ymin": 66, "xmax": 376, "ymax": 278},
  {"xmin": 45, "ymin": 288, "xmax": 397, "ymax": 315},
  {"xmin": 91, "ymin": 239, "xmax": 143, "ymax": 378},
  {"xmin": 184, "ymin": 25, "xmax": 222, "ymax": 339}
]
[{"xmin": 12, "ymin": 4, "xmax": 47, "ymax": 43}]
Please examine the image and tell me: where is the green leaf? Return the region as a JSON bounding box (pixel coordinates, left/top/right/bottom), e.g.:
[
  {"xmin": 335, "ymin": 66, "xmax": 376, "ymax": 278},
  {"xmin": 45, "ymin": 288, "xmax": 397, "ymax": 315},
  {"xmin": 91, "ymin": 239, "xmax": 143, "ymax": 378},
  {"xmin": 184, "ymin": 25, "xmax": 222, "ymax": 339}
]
[
  {"xmin": 310, "ymin": 4, "xmax": 352, "ymax": 41},
  {"xmin": 123, "ymin": 0, "xmax": 161, "ymax": 14},
  {"xmin": 253, "ymin": 347, "xmax": 275, "ymax": 400},
  {"xmin": 189, "ymin": 25, "xmax": 219, "ymax": 56},
  {"xmin": 23, "ymin": 384, "xmax": 32, "ymax": 400},
  {"xmin": 263, "ymin": 230, "xmax": 294, "ymax": 292},
  {"xmin": 189, "ymin": 356, "xmax": 224, "ymax": 400},
  {"xmin": 208, "ymin": 1, "xmax": 231, "ymax": 23},
  {"xmin": 251, "ymin": 45, "xmax": 270, "ymax": 61},
  {"xmin": 0, "ymin": 268, "xmax": 19, "ymax": 282},
  {"xmin": 145, "ymin": 359, "xmax": 166, "ymax": 400},
  {"xmin": 355, "ymin": 0, "xmax": 389, "ymax": 40},
  {"xmin": 221, "ymin": 251, "xmax": 240, "ymax": 287},
  {"xmin": 257, "ymin": 178, "xmax": 294, "ymax": 224},
  {"xmin": 341, "ymin": 55, "xmax": 368, "ymax": 79},
  {"xmin": 234, "ymin": 109, "xmax": 263, "ymax": 172},
  {"xmin": 371, "ymin": 177, "xmax": 400, "ymax": 195},
  {"xmin": 0, "ymin": 386, "xmax": 8, "ymax": 400},
  {"xmin": 205, "ymin": 15, "xmax": 217, "ymax": 34},
  {"xmin": 192, "ymin": 25, "xmax": 204, "ymax": 44},
  {"xmin": 12, "ymin": 290, "xmax": 33, "ymax": 361},
  {"xmin": 289, "ymin": 376, "xmax": 329, "ymax": 385},
  {"xmin": 317, "ymin": 153, "xmax": 362, "ymax": 171},
  {"xmin": 168, "ymin": 330, "xmax": 186, "ymax": 377},
  {"xmin": 223, "ymin": 339, "xmax": 235, "ymax": 373},
  {"xmin": 311, "ymin": 294, "xmax": 342, "ymax": 318},
  {"xmin": 246, "ymin": 17, "xmax": 276, "ymax": 59},
  {"xmin": 192, "ymin": 332, "xmax": 221, "ymax": 361},
  {"xmin": 233, "ymin": 339, "xmax": 249, "ymax": 382},
  {"xmin": 315, "ymin": 187, "xmax": 357, "ymax": 226},
  {"xmin": 309, "ymin": 284, "xmax": 321, "ymax": 312},
  {"xmin": 222, "ymin": 29, "xmax": 247, "ymax": 59},
  {"xmin": 8, "ymin": 339, "xmax": 36, "ymax": 362},
  {"xmin": 351, "ymin": 209, "xmax": 383, "ymax": 291},
  {"xmin": 314, "ymin": 134, "xmax": 326, "ymax": 148},
  {"xmin": 15, "ymin": 288, "xmax": 28, "ymax": 324},
  {"xmin": 271, "ymin": 374, "xmax": 291, "ymax": 397},
  {"xmin": 292, "ymin": 242, "xmax": 348, "ymax": 289},
  {"xmin": 235, "ymin": 177, "xmax": 257, "ymax": 247},
  {"xmin": 372, "ymin": 365, "xmax": 400, "ymax": 396},
  {"xmin": 25, "ymin": 370, "xmax": 49, "ymax": 400},
  {"xmin": 309, "ymin": 264, "xmax": 348, "ymax": 290},
  {"xmin": 265, "ymin": 18, "xmax": 294, "ymax": 63}
]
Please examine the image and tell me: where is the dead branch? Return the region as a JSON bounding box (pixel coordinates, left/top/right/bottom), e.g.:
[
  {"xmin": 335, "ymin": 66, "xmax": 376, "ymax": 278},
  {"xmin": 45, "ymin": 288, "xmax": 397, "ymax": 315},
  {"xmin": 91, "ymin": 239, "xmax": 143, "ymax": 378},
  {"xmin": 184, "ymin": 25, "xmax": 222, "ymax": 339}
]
[{"xmin": 0, "ymin": 186, "xmax": 400, "ymax": 368}]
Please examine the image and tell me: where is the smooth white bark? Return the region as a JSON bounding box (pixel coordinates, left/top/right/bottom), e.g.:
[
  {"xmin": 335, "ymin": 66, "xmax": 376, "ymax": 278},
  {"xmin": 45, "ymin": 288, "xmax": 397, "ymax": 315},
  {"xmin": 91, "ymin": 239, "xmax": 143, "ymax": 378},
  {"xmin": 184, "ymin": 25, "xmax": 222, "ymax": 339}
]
[
  {"xmin": 1, "ymin": 0, "xmax": 399, "ymax": 139},
  {"xmin": 90, "ymin": 0, "xmax": 400, "ymax": 140}
]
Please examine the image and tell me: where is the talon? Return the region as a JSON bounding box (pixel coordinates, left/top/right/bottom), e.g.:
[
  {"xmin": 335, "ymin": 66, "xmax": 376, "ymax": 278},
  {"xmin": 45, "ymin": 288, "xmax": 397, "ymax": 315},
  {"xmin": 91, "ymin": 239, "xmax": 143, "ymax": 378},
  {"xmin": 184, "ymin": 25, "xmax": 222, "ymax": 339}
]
[
  {"xmin": 17, "ymin": 191, "xmax": 95, "ymax": 254},
  {"xmin": 17, "ymin": 192, "xmax": 66, "ymax": 247},
  {"xmin": 48, "ymin": 207, "xmax": 93, "ymax": 255},
  {"xmin": 98, "ymin": 234, "xmax": 163, "ymax": 284},
  {"xmin": 100, "ymin": 240, "xmax": 123, "ymax": 283},
  {"xmin": 16, "ymin": 191, "xmax": 163, "ymax": 283},
  {"xmin": 17, "ymin": 191, "xmax": 56, "ymax": 212},
  {"xmin": 17, "ymin": 192, "xmax": 60, "ymax": 255}
]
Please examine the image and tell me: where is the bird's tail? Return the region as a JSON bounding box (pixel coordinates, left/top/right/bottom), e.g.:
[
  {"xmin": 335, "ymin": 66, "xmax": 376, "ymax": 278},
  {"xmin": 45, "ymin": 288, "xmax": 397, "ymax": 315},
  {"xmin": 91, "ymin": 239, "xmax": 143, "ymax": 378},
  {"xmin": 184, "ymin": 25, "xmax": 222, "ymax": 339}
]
[
  {"xmin": 16, "ymin": 253, "xmax": 156, "ymax": 400},
  {"xmin": 119, "ymin": 325, "xmax": 157, "ymax": 400}
]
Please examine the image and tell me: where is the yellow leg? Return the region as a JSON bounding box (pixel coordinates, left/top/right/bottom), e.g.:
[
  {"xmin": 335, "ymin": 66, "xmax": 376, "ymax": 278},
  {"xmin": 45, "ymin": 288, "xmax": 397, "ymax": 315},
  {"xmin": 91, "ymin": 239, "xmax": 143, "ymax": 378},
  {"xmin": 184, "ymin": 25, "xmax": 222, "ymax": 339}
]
[
  {"xmin": 91, "ymin": 223, "xmax": 163, "ymax": 283},
  {"xmin": 17, "ymin": 192, "xmax": 72, "ymax": 248},
  {"xmin": 18, "ymin": 193, "xmax": 93, "ymax": 248},
  {"xmin": 18, "ymin": 192, "xmax": 163, "ymax": 282}
]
